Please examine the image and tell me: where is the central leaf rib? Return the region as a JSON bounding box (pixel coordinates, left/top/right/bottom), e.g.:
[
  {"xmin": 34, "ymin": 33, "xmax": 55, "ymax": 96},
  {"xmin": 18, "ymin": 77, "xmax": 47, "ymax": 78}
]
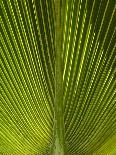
[{"xmin": 52, "ymin": 0, "xmax": 65, "ymax": 154}]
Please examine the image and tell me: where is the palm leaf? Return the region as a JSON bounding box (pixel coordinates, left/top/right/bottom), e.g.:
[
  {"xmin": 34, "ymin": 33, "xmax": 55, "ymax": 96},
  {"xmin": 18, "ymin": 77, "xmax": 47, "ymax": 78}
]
[{"xmin": 0, "ymin": 0, "xmax": 115, "ymax": 154}]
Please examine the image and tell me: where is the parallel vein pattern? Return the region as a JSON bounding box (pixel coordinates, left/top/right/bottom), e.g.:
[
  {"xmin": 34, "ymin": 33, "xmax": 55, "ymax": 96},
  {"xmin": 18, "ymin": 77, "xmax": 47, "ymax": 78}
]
[
  {"xmin": 1, "ymin": 0, "xmax": 55, "ymax": 154},
  {"xmin": 62, "ymin": 0, "xmax": 115, "ymax": 154},
  {"xmin": 0, "ymin": 0, "xmax": 116, "ymax": 154}
]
